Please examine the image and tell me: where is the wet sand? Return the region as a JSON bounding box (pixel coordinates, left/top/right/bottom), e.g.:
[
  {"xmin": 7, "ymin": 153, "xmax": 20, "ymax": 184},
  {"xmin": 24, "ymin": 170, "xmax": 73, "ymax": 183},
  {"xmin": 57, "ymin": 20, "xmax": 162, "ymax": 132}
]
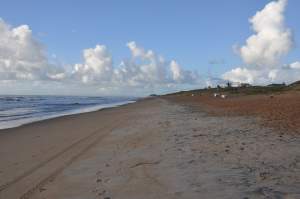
[{"xmin": 0, "ymin": 97, "xmax": 300, "ymax": 199}]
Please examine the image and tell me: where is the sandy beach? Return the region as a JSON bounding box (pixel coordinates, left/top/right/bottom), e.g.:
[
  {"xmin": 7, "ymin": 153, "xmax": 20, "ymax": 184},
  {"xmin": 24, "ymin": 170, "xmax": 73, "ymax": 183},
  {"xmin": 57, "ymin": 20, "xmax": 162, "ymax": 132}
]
[
  {"xmin": 2, "ymin": 0, "xmax": 300, "ymax": 198},
  {"xmin": 0, "ymin": 97, "xmax": 300, "ymax": 199}
]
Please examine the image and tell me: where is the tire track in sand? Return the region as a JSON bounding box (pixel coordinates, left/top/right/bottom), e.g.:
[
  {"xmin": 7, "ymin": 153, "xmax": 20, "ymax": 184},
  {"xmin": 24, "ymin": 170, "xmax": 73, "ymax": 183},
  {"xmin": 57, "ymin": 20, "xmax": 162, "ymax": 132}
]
[{"xmin": 0, "ymin": 117, "xmax": 125, "ymax": 199}]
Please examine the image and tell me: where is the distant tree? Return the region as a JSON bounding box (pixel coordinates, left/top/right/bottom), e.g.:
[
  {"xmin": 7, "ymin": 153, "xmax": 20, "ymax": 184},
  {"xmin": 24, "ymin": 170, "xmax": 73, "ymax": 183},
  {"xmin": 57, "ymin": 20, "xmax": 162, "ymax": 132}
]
[{"xmin": 217, "ymin": 85, "xmax": 221, "ymax": 90}]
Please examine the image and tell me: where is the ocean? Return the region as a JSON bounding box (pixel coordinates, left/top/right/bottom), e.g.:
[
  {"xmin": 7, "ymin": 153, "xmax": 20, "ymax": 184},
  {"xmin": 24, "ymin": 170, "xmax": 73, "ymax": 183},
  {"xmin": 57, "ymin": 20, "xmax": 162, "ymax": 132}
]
[{"xmin": 0, "ymin": 95, "xmax": 136, "ymax": 130}]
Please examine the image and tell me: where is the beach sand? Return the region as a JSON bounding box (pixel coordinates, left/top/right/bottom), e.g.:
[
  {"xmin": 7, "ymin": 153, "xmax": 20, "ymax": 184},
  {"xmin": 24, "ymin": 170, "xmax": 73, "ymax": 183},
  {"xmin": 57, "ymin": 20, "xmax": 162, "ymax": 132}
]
[
  {"xmin": 166, "ymin": 91, "xmax": 300, "ymax": 134},
  {"xmin": 0, "ymin": 97, "xmax": 300, "ymax": 199}
]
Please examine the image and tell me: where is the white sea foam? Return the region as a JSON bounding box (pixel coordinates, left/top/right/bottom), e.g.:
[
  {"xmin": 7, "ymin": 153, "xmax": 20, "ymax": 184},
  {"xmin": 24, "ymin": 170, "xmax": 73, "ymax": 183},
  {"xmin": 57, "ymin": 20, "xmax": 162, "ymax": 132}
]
[{"xmin": 0, "ymin": 98, "xmax": 136, "ymax": 130}]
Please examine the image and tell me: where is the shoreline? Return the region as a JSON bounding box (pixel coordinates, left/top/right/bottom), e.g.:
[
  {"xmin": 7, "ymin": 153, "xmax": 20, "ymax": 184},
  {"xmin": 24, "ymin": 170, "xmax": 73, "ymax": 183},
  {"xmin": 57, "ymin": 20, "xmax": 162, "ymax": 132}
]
[
  {"xmin": 0, "ymin": 100, "xmax": 137, "ymax": 131},
  {"xmin": 0, "ymin": 98, "xmax": 145, "ymax": 198}
]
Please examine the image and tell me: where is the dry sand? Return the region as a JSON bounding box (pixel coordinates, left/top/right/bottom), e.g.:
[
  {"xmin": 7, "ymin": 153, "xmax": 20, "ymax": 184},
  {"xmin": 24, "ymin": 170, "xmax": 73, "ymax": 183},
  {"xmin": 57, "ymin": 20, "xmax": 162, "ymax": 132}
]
[
  {"xmin": 0, "ymin": 97, "xmax": 300, "ymax": 199},
  {"xmin": 166, "ymin": 92, "xmax": 300, "ymax": 134}
]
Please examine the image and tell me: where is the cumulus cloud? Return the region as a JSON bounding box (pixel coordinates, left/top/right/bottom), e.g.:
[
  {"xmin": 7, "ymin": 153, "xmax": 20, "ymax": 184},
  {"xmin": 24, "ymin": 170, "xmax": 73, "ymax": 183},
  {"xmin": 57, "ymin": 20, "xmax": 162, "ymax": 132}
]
[
  {"xmin": 0, "ymin": 19, "xmax": 199, "ymax": 94},
  {"xmin": 0, "ymin": 19, "xmax": 65, "ymax": 81},
  {"xmin": 72, "ymin": 45, "xmax": 113, "ymax": 84},
  {"xmin": 72, "ymin": 41, "xmax": 199, "ymax": 89},
  {"xmin": 288, "ymin": 62, "xmax": 300, "ymax": 69},
  {"xmin": 239, "ymin": 0, "xmax": 291, "ymax": 68},
  {"xmin": 169, "ymin": 60, "xmax": 198, "ymax": 83},
  {"xmin": 223, "ymin": 0, "xmax": 300, "ymax": 84},
  {"xmin": 115, "ymin": 41, "xmax": 170, "ymax": 86},
  {"xmin": 223, "ymin": 68, "xmax": 257, "ymax": 84}
]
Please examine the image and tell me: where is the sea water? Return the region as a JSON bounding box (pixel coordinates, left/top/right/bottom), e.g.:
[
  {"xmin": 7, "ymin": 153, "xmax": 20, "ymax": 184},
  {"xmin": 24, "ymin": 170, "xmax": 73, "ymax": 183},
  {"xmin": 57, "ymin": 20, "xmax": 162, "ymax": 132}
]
[{"xmin": 0, "ymin": 95, "xmax": 136, "ymax": 130}]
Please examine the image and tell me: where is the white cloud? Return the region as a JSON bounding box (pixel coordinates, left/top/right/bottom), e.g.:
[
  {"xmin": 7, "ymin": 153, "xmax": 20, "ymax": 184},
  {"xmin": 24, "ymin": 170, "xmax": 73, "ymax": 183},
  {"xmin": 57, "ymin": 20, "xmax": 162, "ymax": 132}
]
[
  {"xmin": 223, "ymin": 0, "xmax": 300, "ymax": 85},
  {"xmin": 170, "ymin": 60, "xmax": 184, "ymax": 82},
  {"xmin": 117, "ymin": 41, "xmax": 169, "ymax": 86},
  {"xmin": 288, "ymin": 61, "xmax": 300, "ymax": 69},
  {"xmin": 170, "ymin": 60, "xmax": 198, "ymax": 83},
  {"xmin": 223, "ymin": 67, "xmax": 257, "ymax": 84},
  {"xmin": 0, "ymin": 19, "xmax": 64, "ymax": 81},
  {"xmin": 0, "ymin": 19, "xmax": 199, "ymax": 95},
  {"xmin": 72, "ymin": 45, "xmax": 113, "ymax": 84},
  {"xmin": 239, "ymin": 0, "xmax": 292, "ymax": 68},
  {"xmin": 72, "ymin": 41, "xmax": 199, "ymax": 90}
]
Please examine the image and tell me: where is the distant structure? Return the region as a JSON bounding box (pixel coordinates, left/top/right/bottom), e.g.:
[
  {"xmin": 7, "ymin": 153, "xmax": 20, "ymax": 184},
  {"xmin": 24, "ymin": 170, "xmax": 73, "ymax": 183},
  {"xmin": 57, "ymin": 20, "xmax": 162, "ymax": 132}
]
[{"xmin": 149, "ymin": 94, "xmax": 158, "ymax": 97}]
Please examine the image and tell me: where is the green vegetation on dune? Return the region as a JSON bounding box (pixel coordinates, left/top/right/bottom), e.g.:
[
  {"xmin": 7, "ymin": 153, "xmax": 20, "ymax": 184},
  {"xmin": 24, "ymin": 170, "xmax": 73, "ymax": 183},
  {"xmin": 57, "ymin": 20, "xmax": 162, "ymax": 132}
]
[{"xmin": 165, "ymin": 80, "xmax": 300, "ymax": 96}]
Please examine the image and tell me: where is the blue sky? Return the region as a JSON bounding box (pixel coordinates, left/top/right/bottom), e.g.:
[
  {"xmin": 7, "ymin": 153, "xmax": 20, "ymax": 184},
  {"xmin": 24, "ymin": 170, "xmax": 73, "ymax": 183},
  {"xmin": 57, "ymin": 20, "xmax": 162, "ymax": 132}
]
[{"xmin": 0, "ymin": 0, "xmax": 300, "ymax": 95}]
